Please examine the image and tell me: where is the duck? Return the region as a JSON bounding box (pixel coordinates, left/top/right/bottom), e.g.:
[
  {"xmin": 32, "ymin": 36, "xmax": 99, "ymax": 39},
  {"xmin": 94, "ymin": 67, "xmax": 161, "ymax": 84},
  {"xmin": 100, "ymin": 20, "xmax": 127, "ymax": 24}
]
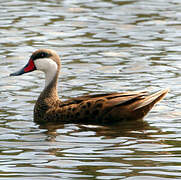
[{"xmin": 10, "ymin": 49, "xmax": 169, "ymax": 124}]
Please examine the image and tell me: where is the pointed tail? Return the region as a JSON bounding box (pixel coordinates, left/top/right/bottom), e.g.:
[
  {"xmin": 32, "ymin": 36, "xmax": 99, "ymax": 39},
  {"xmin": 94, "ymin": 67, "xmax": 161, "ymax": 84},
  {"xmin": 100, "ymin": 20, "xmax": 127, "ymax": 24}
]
[
  {"xmin": 131, "ymin": 88, "xmax": 169, "ymax": 119},
  {"xmin": 134, "ymin": 88, "xmax": 169, "ymax": 111}
]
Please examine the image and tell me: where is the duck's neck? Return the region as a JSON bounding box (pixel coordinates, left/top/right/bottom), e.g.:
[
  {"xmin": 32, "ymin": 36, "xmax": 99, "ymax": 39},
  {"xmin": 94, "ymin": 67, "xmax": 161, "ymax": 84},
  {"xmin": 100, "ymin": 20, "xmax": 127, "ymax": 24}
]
[
  {"xmin": 34, "ymin": 65, "xmax": 60, "ymax": 122},
  {"xmin": 39, "ymin": 66, "xmax": 60, "ymax": 103},
  {"xmin": 44, "ymin": 71, "xmax": 59, "ymax": 100}
]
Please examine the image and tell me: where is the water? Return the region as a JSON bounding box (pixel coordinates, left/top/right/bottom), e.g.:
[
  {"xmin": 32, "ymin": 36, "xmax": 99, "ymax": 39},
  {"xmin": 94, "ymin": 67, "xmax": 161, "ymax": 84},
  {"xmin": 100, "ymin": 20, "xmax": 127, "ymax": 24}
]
[{"xmin": 0, "ymin": 0, "xmax": 181, "ymax": 179}]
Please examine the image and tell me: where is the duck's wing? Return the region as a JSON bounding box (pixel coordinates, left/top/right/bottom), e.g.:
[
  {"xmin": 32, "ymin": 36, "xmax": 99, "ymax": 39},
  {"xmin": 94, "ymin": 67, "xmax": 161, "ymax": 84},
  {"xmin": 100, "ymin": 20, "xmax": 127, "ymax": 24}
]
[{"xmin": 59, "ymin": 91, "xmax": 147, "ymax": 108}]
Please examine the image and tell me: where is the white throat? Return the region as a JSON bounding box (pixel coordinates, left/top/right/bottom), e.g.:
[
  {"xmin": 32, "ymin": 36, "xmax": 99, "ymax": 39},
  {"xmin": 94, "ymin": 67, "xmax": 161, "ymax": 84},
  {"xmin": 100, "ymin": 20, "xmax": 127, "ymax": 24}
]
[{"xmin": 34, "ymin": 58, "xmax": 58, "ymax": 87}]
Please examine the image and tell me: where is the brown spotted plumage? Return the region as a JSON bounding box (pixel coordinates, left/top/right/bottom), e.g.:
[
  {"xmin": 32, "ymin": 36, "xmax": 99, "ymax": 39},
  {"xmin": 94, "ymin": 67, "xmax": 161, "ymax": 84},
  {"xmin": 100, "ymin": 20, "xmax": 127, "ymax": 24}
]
[{"xmin": 10, "ymin": 49, "xmax": 169, "ymax": 124}]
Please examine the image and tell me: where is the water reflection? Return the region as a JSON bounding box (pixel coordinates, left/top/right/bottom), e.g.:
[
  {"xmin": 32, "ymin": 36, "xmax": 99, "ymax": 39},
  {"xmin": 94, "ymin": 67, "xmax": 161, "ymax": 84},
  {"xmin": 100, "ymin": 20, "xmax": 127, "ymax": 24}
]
[
  {"xmin": 37, "ymin": 121, "xmax": 175, "ymax": 179},
  {"xmin": 42, "ymin": 120, "xmax": 158, "ymax": 140}
]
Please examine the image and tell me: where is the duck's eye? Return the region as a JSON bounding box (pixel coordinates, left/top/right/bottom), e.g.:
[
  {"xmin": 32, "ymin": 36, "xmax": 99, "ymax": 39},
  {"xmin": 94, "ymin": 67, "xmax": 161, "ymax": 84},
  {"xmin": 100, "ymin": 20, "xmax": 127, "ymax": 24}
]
[{"xmin": 40, "ymin": 52, "xmax": 47, "ymax": 58}]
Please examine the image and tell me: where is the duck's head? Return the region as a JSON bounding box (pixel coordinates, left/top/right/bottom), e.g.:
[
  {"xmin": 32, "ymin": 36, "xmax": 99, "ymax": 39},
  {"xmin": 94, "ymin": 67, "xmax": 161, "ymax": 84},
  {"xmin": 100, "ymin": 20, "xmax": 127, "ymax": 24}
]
[{"xmin": 10, "ymin": 49, "xmax": 61, "ymax": 77}]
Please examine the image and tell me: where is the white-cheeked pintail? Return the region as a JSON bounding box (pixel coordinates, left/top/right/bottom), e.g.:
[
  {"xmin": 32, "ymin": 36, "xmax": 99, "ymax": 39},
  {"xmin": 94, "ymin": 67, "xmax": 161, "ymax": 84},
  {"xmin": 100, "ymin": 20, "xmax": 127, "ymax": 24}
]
[{"xmin": 10, "ymin": 49, "xmax": 169, "ymax": 124}]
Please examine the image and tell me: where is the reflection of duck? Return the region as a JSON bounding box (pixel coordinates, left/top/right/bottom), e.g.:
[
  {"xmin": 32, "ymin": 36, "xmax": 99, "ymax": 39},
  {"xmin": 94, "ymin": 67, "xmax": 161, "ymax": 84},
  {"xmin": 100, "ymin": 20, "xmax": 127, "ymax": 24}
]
[
  {"xmin": 10, "ymin": 49, "xmax": 168, "ymax": 124},
  {"xmin": 40, "ymin": 120, "xmax": 157, "ymax": 140}
]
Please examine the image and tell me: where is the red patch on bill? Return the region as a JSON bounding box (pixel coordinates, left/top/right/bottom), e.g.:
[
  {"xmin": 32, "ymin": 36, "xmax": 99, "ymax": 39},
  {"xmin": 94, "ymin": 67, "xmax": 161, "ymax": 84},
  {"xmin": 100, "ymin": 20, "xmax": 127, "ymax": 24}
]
[{"xmin": 24, "ymin": 59, "xmax": 35, "ymax": 72}]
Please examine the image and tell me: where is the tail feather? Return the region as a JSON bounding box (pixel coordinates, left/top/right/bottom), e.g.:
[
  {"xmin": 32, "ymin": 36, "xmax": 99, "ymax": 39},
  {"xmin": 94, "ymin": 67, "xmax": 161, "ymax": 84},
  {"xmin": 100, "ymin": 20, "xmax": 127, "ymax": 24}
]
[{"xmin": 133, "ymin": 88, "xmax": 169, "ymax": 111}]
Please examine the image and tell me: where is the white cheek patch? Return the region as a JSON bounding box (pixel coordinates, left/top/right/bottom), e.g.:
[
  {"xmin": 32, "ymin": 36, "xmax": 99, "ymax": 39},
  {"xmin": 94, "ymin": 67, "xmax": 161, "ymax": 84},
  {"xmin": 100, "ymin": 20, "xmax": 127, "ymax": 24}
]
[
  {"xmin": 34, "ymin": 58, "xmax": 57, "ymax": 72},
  {"xmin": 34, "ymin": 58, "xmax": 58, "ymax": 87}
]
